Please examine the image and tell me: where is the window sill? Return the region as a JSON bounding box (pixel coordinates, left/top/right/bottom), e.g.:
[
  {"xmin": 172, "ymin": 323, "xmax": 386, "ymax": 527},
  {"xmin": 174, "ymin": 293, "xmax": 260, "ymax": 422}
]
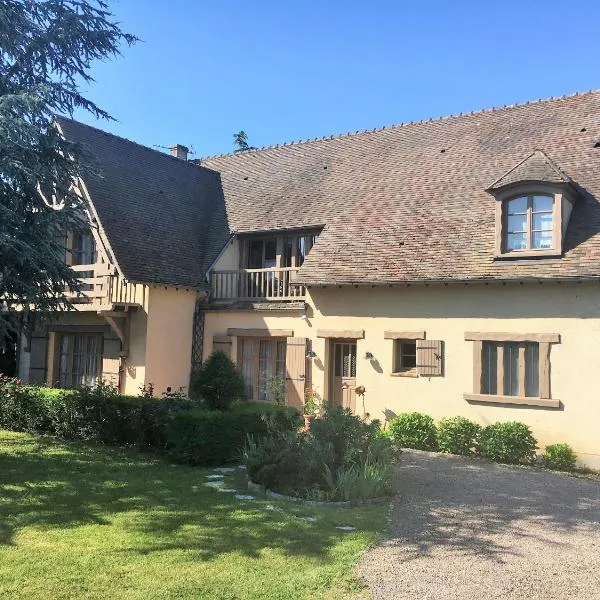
[
  {"xmin": 494, "ymin": 249, "xmax": 562, "ymax": 260},
  {"xmin": 390, "ymin": 370, "xmax": 418, "ymax": 378},
  {"xmin": 463, "ymin": 393, "xmax": 560, "ymax": 408}
]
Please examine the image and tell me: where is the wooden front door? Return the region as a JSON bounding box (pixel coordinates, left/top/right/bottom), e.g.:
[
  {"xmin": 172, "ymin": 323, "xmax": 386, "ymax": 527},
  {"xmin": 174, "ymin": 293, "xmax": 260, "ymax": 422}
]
[{"xmin": 330, "ymin": 341, "xmax": 356, "ymax": 412}]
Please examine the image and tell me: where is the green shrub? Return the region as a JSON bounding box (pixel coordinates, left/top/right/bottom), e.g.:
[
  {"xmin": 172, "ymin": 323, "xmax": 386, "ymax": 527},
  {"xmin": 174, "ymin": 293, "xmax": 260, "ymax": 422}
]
[
  {"xmin": 0, "ymin": 377, "xmax": 192, "ymax": 448},
  {"xmin": 436, "ymin": 416, "xmax": 481, "ymax": 456},
  {"xmin": 478, "ymin": 421, "xmax": 537, "ymax": 464},
  {"xmin": 388, "ymin": 412, "xmax": 438, "ymax": 450},
  {"xmin": 543, "ymin": 443, "xmax": 577, "ymax": 471},
  {"xmin": 244, "ymin": 404, "xmax": 397, "ymax": 501},
  {"xmin": 189, "ymin": 351, "xmax": 246, "ymax": 410},
  {"xmin": 166, "ymin": 402, "xmax": 300, "ymax": 466}
]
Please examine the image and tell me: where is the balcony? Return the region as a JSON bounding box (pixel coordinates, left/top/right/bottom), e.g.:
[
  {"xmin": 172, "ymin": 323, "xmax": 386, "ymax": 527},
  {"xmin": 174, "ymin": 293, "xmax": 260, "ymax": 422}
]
[
  {"xmin": 210, "ymin": 267, "xmax": 306, "ymax": 302},
  {"xmin": 68, "ymin": 264, "xmax": 146, "ymax": 309}
]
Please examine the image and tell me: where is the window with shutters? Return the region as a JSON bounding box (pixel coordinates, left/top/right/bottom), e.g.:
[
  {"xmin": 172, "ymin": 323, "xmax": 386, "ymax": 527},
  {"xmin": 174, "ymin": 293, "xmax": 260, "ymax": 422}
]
[
  {"xmin": 385, "ymin": 332, "xmax": 443, "ymax": 377},
  {"xmin": 392, "ymin": 340, "xmax": 417, "ymax": 375},
  {"xmin": 238, "ymin": 337, "xmax": 286, "ymax": 402},
  {"xmin": 465, "ymin": 332, "xmax": 560, "ymax": 408},
  {"xmin": 58, "ymin": 333, "xmax": 102, "ymax": 389}
]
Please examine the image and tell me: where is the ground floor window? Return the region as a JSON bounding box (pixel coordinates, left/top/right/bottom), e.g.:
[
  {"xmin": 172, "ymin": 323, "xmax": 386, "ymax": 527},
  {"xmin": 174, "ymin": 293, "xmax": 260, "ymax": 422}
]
[
  {"xmin": 392, "ymin": 339, "xmax": 417, "ymax": 374},
  {"xmin": 58, "ymin": 333, "xmax": 102, "ymax": 389},
  {"xmin": 239, "ymin": 338, "xmax": 286, "ymax": 401},
  {"xmin": 465, "ymin": 332, "xmax": 559, "ymax": 405},
  {"xmin": 481, "ymin": 341, "xmax": 539, "ymax": 397}
]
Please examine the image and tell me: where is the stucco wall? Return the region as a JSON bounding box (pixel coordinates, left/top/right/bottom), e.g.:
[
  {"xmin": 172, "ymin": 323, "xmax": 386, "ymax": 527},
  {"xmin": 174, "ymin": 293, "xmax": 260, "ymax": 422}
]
[
  {"xmin": 144, "ymin": 286, "xmax": 197, "ymax": 395},
  {"xmin": 204, "ymin": 282, "xmax": 600, "ymax": 469}
]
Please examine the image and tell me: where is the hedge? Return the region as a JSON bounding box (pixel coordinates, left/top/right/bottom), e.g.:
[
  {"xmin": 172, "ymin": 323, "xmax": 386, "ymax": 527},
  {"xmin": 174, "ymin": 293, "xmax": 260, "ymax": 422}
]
[
  {"xmin": 166, "ymin": 403, "xmax": 301, "ymax": 466},
  {"xmin": 0, "ymin": 377, "xmax": 300, "ymax": 465}
]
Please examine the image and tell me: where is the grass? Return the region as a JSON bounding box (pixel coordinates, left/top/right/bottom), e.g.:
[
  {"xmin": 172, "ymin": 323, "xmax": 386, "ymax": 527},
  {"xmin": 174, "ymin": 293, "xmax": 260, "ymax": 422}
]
[{"xmin": 0, "ymin": 430, "xmax": 388, "ymax": 600}]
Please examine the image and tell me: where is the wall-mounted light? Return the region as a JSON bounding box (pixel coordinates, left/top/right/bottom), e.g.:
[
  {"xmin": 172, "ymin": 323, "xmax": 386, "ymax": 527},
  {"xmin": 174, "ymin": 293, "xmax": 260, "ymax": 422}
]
[
  {"xmin": 300, "ymin": 313, "xmax": 309, "ymax": 321},
  {"xmin": 364, "ymin": 351, "xmax": 374, "ymax": 360},
  {"xmin": 306, "ymin": 350, "xmax": 317, "ymax": 359}
]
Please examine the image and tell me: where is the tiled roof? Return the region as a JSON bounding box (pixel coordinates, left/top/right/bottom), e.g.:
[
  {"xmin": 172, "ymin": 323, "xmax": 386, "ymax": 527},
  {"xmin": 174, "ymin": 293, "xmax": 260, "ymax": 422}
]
[
  {"xmin": 201, "ymin": 91, "xmax": 600, "ymax": 284},
  {"xmin": 488, "ymin": 150, "xmax": 571, "ymax": 190},
  {"xmin": 56, "ymin": 117, "xmax": 225, "ymax": 288}
]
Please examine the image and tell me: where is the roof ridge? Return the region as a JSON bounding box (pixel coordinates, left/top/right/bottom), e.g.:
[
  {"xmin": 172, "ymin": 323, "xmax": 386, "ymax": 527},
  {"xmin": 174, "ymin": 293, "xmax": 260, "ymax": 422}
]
[
  {"xmin": 198, "ymin": 89, "xmax": 600, "ymax": 162},
  {"xmin": 55, "ymin": 115, "xmax": 202, "ymax": 171}
]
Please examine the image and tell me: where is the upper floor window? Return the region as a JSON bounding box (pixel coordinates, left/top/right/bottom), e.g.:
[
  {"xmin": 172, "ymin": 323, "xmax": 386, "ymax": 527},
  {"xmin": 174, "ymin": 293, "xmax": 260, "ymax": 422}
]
[
  {"xmin": 487, "ymin": 150, "xmax": 578, "ymax": 259},
  {"xmin": 71, "ymin": 231, "xmax": 97, "ymax": 266},
  {"xmin": 505, "ymin": 194, "xmax": 554, "ymax": 252}
]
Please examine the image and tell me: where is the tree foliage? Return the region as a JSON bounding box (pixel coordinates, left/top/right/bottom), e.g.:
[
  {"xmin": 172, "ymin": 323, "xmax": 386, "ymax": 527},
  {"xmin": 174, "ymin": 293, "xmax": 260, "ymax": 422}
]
[{"xmin": 0, "ymin": 0, "xmax": 136, "ymax": 344}]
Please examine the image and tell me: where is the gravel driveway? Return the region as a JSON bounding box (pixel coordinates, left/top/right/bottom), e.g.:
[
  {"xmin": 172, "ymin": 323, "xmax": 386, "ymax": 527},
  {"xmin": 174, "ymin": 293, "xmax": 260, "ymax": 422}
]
[{"xmin": 356, "ymin": 450, "xmax": 600, "ymax": 600}]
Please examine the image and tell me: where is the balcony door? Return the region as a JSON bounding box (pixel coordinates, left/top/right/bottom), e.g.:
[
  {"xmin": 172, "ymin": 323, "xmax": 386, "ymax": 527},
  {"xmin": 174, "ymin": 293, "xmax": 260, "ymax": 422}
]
[{"xmin": 247, "ymin": 238, "xmax": 277, "ymax": 269}]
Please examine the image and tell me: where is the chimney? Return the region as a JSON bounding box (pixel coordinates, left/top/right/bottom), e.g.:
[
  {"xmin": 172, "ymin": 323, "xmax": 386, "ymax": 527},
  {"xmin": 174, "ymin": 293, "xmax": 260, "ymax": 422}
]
[{"xmin": 170, "ymin": 144, "xmax": 189, "ymax": 161}]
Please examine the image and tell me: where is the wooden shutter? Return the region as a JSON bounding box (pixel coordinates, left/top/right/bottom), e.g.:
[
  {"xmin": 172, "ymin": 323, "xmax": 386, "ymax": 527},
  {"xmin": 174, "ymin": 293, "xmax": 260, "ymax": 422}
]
[
  {"xmin": 416, "ymin": 339, "xmax": 443, "ymax": 377},
  {"xmin": 29, "ymin": 331, "xmax": 48, "ymax": 384},
  {"xmin": 285, "ymin": 337, "xmax": 306, "ymax": 411},
  {"xmin": 212, "ymin": 335, "xmax": 232, "ymax": 359}
]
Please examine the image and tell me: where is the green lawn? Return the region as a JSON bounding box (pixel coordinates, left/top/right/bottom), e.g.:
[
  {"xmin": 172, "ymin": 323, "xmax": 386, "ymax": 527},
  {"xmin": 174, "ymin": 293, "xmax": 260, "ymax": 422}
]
[{"xmin": 0, "ymin": 430, "xmax": 388, "ymax": 600}]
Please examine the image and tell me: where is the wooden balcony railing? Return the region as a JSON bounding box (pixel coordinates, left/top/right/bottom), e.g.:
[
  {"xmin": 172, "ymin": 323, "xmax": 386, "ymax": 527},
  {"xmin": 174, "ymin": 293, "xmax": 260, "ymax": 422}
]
[
  {"xmin": 67, "ymin": 264, "xmax": 147, "ymax": 309},
  {"xmin": 210, "ymin": 267, "xmax": 306, "ymax": 302}
]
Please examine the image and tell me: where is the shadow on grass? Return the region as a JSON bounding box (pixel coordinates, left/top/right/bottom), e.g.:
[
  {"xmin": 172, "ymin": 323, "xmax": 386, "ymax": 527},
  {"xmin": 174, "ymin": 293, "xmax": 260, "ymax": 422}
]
[
  {"xmin": 385, "ymin": 451, "xmax": 600, "ymax": 563},
  {"xmin": 0, "ymin": 433, "xmax": 373, "ymax": 563}
]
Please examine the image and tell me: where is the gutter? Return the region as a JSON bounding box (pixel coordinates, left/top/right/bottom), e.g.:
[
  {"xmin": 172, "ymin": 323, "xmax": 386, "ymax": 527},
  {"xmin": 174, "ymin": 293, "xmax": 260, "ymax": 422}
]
[{"xmin": 295, "ymin": 276, "xmax": 600, "ymax": 287}]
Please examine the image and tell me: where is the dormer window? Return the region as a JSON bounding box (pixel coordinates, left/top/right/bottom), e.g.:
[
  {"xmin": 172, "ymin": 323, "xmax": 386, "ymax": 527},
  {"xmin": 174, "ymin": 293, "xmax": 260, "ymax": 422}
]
[
  {"xmin": 505, "ymin": 194, "xmax": 554, "ymax": 252},
  {"xmin": 487, "ymin": 151, "xmax": 578, "ymax": 259}
]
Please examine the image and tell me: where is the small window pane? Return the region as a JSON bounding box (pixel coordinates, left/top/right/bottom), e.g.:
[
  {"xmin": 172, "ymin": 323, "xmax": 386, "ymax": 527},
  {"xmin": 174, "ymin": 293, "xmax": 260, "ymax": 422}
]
[
  {"xmin": 525, "ymin": 343, "xmax": 539, "ymax": 397},
  {"xmin": 401, "ymin": 342, "xmax": 417, "ymax": 369},
  {"xmin": 482, "ymin": 342, "xmax": 497, "ymax": 395},
  {"xmin": 532, "ymin": 231, "xmax": 553, "ymax": 249},
  {"xmin": 532, "ymin": 195, "xmax": 553, "ymax": 212},
  {"xmin": 508, "ymin": 214, "xmax": 527, "ymax": 233},
  {"xmin": 507, "ymin": 232, "xmax": 527, "ymax": 251},
  {"xmin": 504, "ymin": 343, "xmax": 519, "ymax": 396},
  {"xmin": 507, "ymin": 196, "xmax": 527, "ymax": 214},
  {"xmin": 349, "ymin": 344, "xmax": 356, "ymax": 377},
  {"xmin": 533, "ymin": 213, "xmax": 553, "ymax": 231}
]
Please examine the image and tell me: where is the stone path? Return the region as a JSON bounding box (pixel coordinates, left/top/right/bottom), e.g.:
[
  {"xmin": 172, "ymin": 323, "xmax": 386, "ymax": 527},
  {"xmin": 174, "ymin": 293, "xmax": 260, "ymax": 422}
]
[{"xmin": 356, "ymin": 450, "xmax": 600, "ymax": 600}]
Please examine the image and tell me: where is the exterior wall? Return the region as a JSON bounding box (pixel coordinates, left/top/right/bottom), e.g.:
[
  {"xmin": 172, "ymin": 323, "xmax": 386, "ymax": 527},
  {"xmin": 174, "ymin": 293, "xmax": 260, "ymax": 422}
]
[
  {"xmin": 123, "ymin": 309, "xmax": 147, "ymax": 395},
  {"xmin": 204, "ymin": 282, "xmax": 600, "ymax": 469},
  {"xmin": 144, "ymin": 287, "xmax": 197, "ymax": 395},
  {"xmin": 211, "ymin": 238, "xmax": 239, "ymax": 271}
]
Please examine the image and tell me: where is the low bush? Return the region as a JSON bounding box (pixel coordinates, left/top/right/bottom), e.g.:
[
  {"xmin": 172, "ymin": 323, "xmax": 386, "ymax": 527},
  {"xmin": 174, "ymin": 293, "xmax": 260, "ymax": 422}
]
[
  {"xmin": 436, "ymin": 416, "xmax": 481, "ymax": 456},
  {"xmin": 244, "ymin": 403, "xmax": 397, "ymax": 501},
  {"xmin": 0, "ymin": 377, "xmax": 193, "ymax": 448},
  {"xmin": 478, "ymin": 421, "xmax": 537, "ymax": 464},
  {"xmin": 543, "ymin": 443, "xmax": 577, "ymax": 471},
  {"xmin": 189, "ymin": 351, "xmax": 245, "ymax": 410},
  {"xmin": 166, "ymin": 402, "xmax": 301, "ymax": 466},
  {"xmin": 388, "ymin": 412, "xmax": 438, "ymax": 450}
]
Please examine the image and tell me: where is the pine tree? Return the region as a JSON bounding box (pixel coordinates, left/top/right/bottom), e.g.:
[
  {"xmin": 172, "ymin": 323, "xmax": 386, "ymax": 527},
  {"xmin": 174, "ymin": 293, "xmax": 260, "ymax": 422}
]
[{"xmin": 0, "ymin": 0, "xmax": 136, "ymax": 344}]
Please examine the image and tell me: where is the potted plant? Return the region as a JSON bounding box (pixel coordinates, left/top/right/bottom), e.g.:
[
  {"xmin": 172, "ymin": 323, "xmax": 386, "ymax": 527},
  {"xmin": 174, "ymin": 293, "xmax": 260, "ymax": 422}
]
[{"xmin": 303, "ymin": 387, "xmax": 320, "ymax": 429}]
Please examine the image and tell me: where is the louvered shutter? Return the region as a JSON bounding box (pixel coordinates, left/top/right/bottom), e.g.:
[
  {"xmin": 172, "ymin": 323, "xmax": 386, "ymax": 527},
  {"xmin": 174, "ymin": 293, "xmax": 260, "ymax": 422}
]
[
  {"xmin": 416, "ymin": 339, "xmax": 443, "ymax": 377},
  {"xmin": 285, "ymin": 337, "xmax": 307, "ymax": 411},
  {"xmin": 29, "ymin": 332, "xmax": 48, "ymax": 384},
  {"xmin": 212, "ymin": 335, "xmax": 232, "ymax": 359}
]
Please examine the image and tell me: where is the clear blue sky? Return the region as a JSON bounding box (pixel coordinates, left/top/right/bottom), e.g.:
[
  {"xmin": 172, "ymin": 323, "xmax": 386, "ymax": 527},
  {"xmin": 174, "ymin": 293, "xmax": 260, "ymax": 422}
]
[{"xmin": 74, "ymin": 0, "xmax": 600, "ymax": 158}]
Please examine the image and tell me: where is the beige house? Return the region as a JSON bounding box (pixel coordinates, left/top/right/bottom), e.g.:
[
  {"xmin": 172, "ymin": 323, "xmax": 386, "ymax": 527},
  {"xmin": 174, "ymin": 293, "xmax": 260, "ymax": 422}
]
[{"xmin": 16, "ymin": 91, "xmax": 600, "ymax": 468}]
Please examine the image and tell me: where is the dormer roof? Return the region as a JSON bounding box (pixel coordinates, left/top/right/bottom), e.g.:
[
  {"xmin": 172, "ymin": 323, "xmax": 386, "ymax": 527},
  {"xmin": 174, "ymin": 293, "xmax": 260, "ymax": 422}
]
[{"xmin": 487, "ymin": 150, "xmax": 572, "ymax": 192}]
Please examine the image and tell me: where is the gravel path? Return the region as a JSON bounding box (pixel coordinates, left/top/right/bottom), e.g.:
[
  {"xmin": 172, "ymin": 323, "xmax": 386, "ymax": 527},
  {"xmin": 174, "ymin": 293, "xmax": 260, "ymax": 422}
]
[{"xmin": 356, "ymin": 450, "xmax": 600, "ymax": 600}]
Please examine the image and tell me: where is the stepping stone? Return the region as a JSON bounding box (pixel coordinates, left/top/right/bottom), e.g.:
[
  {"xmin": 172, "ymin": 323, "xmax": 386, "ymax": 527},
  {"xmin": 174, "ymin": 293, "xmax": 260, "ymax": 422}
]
[
  {"xmin": 217, "ymin": 488, "xmax": 237, "ymax": 493},
  {"xmin": 206, "ymin": 474, "xmax": 225, "ymax": 480},
  {"xmin": 214, "ymin": 467, "xmax": 236, "ymax": 473},
  {"xmin": 300, "ymin": 517, "xmax": 317, "ymax": 523},
  {"xmin": 237, "ymin": 465, "xmax": 247, "ymax": 471},
  {"xmin": 205, "ymin": 481, "xmax": 225, "ymax": 487},
  {"xmin": 235, "ymin": 494, "xmax": 255, "ymax": 500},
  {"xmin": 335, "ymin": 526, "xmax": 356, "ymax": 532}
]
